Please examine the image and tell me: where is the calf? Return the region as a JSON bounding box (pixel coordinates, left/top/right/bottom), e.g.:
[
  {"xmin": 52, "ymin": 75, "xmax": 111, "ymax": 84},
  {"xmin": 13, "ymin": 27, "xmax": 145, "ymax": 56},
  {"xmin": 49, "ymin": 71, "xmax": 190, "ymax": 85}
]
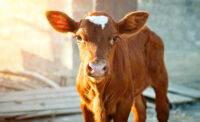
[{"xmin": 46, "ymin": 10, "xmax": 169, "ymax": 122}]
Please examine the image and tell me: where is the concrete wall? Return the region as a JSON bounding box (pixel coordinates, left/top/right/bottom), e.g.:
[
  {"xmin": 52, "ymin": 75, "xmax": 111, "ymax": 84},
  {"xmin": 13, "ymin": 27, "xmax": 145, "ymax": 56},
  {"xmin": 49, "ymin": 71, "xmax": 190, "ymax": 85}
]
[{"xmin": 138, "ymin": 0, "xmax": 200, "ymax": 88}]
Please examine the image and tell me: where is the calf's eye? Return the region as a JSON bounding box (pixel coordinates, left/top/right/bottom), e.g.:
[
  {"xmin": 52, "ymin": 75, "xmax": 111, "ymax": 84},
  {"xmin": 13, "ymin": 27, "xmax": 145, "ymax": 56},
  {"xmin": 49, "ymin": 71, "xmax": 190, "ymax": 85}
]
[
  {"xmin": 75, "ymin": 35, "xmax": 83, "ymax": 42},
  {"xmin": 111, "ymin": 36, "xmax": 118, "ymax": 44}
]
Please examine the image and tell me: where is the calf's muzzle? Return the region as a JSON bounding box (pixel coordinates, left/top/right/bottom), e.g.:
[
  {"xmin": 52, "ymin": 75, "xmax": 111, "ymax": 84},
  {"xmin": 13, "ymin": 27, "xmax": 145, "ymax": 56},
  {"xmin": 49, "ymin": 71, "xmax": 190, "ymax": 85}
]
[{"xmin": 86, "ymin": 59, "xmax": 109, "ymax": 78}]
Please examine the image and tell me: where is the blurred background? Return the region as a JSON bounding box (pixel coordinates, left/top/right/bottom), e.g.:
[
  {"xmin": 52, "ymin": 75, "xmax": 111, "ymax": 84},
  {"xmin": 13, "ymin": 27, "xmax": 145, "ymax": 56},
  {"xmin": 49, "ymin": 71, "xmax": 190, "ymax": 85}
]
[
  {"xmin": 0, "ymin": 0, "xmax": 199, "ymax": 121},
  {"xmin": 0, "ymin": 0, "xmax": 199, "ymax": 88}
]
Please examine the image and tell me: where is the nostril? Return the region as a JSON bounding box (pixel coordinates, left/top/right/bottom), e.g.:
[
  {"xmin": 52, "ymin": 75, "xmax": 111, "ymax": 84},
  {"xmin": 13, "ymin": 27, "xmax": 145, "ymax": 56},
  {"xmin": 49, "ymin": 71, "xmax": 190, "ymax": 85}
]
[
  {"xmin": 103, "ymin": 66, "xmax": 106, "ymax": 71},
  {"xmin": 87, "ymin": 64, "xmax": 93, "ymax": 72}
]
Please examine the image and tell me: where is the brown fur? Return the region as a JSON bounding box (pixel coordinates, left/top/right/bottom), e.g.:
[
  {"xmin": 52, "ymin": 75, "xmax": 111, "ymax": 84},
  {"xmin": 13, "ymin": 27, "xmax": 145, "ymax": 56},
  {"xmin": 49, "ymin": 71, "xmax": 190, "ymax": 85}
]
[{"xmin": 46, "ymin": 11, "xmax": 169, "ymax": 122}]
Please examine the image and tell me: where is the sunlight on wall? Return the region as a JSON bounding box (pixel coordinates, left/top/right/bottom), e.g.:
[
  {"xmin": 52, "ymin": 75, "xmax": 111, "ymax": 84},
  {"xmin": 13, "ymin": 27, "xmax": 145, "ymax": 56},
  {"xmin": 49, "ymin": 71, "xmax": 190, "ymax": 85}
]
[
  {"xmin": 0, "ymin": 0, "xmax": 51, "ymax": 68},
  {"xmin": 0, "ymin": 0, "xmax": 75, "ymax": 84}
]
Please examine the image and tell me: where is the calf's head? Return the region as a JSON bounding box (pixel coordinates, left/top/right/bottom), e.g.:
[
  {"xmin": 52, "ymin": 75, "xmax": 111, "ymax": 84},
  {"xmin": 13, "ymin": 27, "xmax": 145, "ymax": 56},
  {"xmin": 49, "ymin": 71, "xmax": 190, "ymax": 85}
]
[{"xmin": 46, "ymin": 11, "xmax": 148, "ymax": 82}]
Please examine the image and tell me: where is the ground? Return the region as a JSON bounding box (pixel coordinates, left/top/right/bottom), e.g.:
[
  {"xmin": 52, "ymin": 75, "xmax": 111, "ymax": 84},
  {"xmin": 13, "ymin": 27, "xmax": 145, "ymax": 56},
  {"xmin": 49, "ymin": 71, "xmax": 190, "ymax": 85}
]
[{"xmin": 22, "ymin": 102, "xmax": 200, "ymax": 122}]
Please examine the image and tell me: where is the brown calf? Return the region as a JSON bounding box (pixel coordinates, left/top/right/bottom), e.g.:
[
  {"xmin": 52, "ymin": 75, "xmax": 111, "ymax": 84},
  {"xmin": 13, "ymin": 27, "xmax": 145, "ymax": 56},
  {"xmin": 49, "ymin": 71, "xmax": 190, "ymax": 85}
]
[{"xmin": 46, "ymin": 10, "xmax": 169, "ymax": 122}]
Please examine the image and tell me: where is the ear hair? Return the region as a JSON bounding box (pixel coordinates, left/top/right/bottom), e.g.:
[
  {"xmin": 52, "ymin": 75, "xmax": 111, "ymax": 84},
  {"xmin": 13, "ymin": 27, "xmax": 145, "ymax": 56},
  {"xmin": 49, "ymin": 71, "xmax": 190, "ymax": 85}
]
[
  {"xmin": 45, "ymin": 11, "xmax": 79, "ymax": 33},
  {"xmin": 118, "ymin": 11, "xmax": 149, "ymax": 34}
]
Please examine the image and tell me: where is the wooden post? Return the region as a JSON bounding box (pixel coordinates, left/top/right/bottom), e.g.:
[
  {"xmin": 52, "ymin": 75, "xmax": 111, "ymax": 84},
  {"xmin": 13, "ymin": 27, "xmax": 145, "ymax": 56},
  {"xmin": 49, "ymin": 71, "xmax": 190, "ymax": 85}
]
[
  {"xmin": 94, "ymin": 0, "xmax": 137, "ymax": 21},
  {"xmin": 72, "ymin": 0, "xmax": 93, "ymax": 20}
]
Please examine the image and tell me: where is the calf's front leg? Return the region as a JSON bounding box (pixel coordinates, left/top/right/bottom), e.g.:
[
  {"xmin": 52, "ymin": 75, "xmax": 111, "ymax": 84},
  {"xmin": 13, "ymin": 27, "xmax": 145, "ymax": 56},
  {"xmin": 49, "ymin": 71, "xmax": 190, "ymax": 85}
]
[
  {"xmin": 113, "ymin": 97, "xmax": 133, "ymax": 122},
  {"xmin": 80, "ymin": 100, "xmax": 95, "ymax": 122},
  {"xmin": 132, "ymin": 94, "xmax": 147, "ymax": 122}
]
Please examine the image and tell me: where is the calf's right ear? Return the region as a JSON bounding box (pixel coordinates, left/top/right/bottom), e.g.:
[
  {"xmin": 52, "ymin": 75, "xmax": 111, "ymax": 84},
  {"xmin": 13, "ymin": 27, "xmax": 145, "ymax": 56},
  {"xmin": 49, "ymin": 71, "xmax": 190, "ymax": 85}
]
[{"xmin": 45, "ymin": 11, "xmax": 79, "ymax": 33}]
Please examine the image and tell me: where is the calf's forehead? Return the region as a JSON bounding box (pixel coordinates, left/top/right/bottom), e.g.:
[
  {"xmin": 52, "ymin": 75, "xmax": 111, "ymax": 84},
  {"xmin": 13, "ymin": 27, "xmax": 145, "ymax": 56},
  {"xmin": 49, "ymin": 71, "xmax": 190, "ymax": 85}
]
[
  {"xmin": 85, "ymin": 15, "xmax": 108, "ymax": 30},
  {"xmin": 77, "ymin": 12, "xmax": 117, "ymax": 40}
]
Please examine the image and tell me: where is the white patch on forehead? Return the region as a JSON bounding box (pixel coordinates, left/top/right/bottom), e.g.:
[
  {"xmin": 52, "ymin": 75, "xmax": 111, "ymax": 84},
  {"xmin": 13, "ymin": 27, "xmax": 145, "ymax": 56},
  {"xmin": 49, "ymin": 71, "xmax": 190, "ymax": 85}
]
[{"xmin": 85, "ymin": 15, "xmax": 108, "ymax": 29}]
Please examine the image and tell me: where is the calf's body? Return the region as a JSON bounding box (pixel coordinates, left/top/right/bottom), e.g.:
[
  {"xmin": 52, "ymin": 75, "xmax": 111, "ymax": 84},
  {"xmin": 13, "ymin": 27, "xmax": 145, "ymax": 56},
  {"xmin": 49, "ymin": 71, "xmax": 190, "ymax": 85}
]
[
  {"xmin": 46, "ymin": 11, "xmax": 169, "ymax": 122},
  {"xmin": 76, "ymin": 26, "xmax": 169, "ymax": 122}
]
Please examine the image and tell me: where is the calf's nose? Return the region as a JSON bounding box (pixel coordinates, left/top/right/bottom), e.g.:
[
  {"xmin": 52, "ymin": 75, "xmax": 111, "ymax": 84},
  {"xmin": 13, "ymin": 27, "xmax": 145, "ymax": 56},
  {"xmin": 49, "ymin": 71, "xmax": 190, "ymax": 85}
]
[{"xmin": 87, "ymin": 62, "xmax": 108, "ymax": 77}]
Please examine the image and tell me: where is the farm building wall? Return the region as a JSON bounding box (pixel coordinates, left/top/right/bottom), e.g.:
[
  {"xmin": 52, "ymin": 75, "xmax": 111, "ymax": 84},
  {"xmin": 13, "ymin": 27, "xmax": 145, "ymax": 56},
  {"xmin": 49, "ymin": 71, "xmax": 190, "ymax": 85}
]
[{"xmin": 138, "ymin": 0, "xmax": 200, "ymax": 88}]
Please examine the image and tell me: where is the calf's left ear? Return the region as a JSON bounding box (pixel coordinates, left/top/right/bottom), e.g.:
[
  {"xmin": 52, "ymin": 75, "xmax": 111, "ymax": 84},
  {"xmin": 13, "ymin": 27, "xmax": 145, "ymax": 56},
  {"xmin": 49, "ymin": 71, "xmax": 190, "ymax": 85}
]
[
  {"xmin": 118, "ymin": 11, "xmax": 149, "ymax": 34},
  {"xmin": 45, "ymin": 11, "xmax": 79, "ymax": 33}
]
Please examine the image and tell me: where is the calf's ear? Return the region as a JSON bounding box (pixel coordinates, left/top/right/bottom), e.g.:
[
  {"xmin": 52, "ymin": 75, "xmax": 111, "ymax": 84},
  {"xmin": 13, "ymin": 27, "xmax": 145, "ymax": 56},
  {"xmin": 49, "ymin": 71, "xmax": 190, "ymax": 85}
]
[
  {"xmin": 118, "ymin": 11, "xmax": 149, "ymax": 34},
  {"xmin": 45, "ymin": 11, "xmax": 79, "ymax": 33}
]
